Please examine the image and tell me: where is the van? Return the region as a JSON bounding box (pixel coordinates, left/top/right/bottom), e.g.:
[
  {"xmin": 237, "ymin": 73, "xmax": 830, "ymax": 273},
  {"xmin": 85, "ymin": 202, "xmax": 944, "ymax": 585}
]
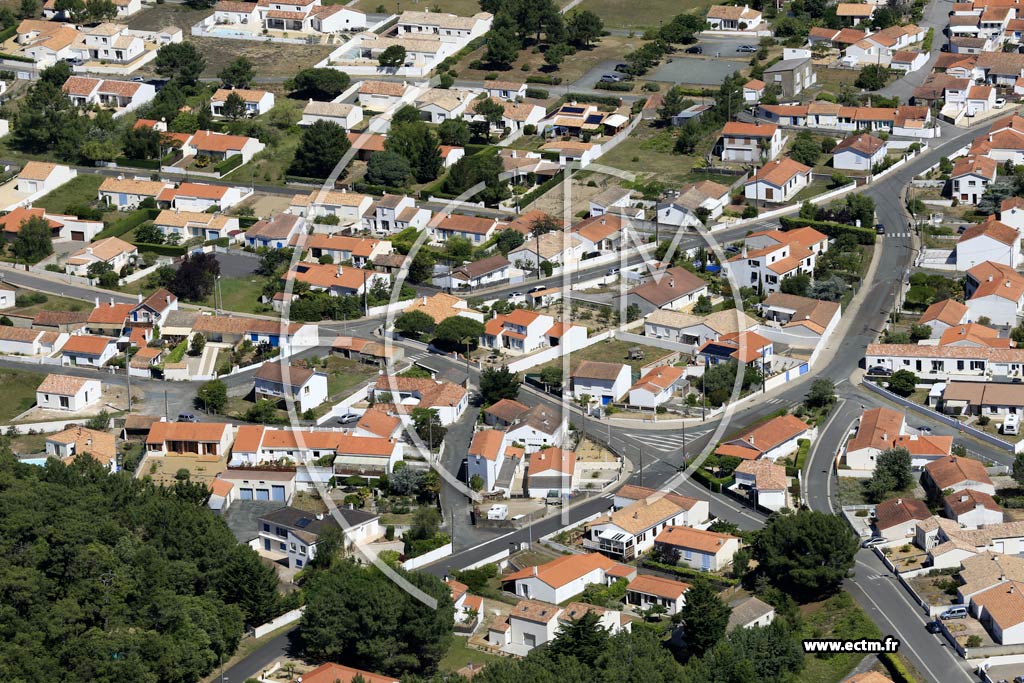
[
  {"xmin": 1004, "ymin": 413, "xmax": 1020, "ymax": 436},
  {"xmin": 940, "ymin": 606, "xmax": 968, "ymax": 620}
]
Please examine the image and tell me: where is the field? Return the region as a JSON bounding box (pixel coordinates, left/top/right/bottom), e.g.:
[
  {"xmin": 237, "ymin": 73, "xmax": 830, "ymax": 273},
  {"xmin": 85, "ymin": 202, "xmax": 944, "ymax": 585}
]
[
  {"xmin": 600, "ymin": 120, "xmax": 722, "ymax": 186},
  {"xmin": 0, "ymin": 369, "xmax": 46, "ymax": 422},
  {"xmin": 32, "ymin": 175, "xmax": 105, "ymax": 215},
  {"xmin": 9, "ymin": 293, "xmax": 92, "ymax": 316},
  {"xmin": 228, "ymin": 132, "xmax": 302, "ymax": 186},
  {"xmin": 352, "ymin": 0, "xmax": 484, "ymax": 14},
  {"xmin": 529, "ymin": 338, "xmax": 674, "ymax": 378},
  {"xmin": 798, "ymin": 592, "xmax": 883, "ymax": 683},
  {"xmin": 121, "ymin": 276, "xmax": 272, "ymax": 315},
  {"xmin": 811, "ymin": 68, "xmax": 861, "ymax": 98},
  {"xmin": 576, "ymin": 0, "xmax": 710, "ymax": 29},
  {"xmin": 439, "ymin": 637, "xmax": 501, "ymax": 673},
  {"xmin": 322, "ymin": 356, "xmax": 377, "ymax": 399}
]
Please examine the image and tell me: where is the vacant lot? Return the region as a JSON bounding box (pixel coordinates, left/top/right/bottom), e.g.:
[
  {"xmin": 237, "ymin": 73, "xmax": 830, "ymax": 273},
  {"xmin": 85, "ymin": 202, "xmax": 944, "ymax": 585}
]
[
  {"xmin": 127, "ymin": 3, "xmax": 210, "ymax": 31},
  {"xmin": 352, "ymin": 0, "xmax": 483, "ymax": 14},
  {"xmin": 530, "ymin": 338, "xmax": 674, "ymax": 378},
  {"xmin": 33, "ymin": 175, "xmax": 105, "ymax": 215},
  {"xmin": 9, "ymin": 293, "xmax": 91, "ymax": 316},
  {"xmin": 577, "ymin": 0, "xmax": 709, "ymax": 29},
  {"xmin": 321, "ymin": 356, "xmax": 377, "ymax": 399},
  {"xmin": 600, "ymin": 120, "xmax": 724, "ymax": 187},
  {"xmin": 191, "ymin": 37, "xmax": 336, "ymax": 79},
  {"xmin": 0, "ymin": 368, "xmax": 46, "ymax": 422},
  {"xmin": 649, "ymin": 56, "xmax": 744, "ymax": 86}
]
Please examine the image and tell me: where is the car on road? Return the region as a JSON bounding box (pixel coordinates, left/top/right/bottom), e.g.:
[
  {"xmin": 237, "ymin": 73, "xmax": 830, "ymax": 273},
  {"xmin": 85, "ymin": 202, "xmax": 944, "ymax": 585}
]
[
  {"xmin": 528, "ymin": 285, "xmax": 546, "ymax": 293},
  {"xmin": 508, "ymin": 291, "xmax": 523, "ymax": 299},
  {"xmin": 926, "ymin": 620, "xmax": 942, "ymax": 634},
  {"xmin": 875, "ymin": 223, "xmax": 886, "ymax": 234},
  {"xmin": 736, "ymin": 44, "xmax": 758, "ymax": 53},
  {"xmin": 607, "ymin": 267, "xmax": 621, "ymax": 276},
  {"xmin": 685, "ymin": 45, "xmax": 703, "ymax": 54},
  {"xmin": 130, "ymin": 76, "xmax": 146, "ymax": 82},
  {"xmin": 940, "ymin": 606, "xmax": 968, "ymax": 620},
  {"xmin": 336, "ymin": 412, "xmax": 360, "ymax": 424},
  {"xmin": 861, "ymin": 536, "xmax": 886, "ymax": 549},
  {"xmin": 867, "ymin": 366, "xmax": 892, "ymax": 376},
  {"xmin": 957, "ymin": 224, "xmax": 969, "ymax": 234},
  {"xmin": 600, "ymin": 73, "xmax": 625, "ymax": 83},
  {"xmin": 996, "ymin": 97, "xmax": 1008, "ymax": 108},
  {"xmin": 177, "ymin": 413, "xmax": 198, "ymax": 423}
]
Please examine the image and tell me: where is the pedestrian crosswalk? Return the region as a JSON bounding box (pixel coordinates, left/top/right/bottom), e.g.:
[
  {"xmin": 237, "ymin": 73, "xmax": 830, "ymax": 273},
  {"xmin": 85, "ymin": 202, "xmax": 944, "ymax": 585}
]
[
  {"xmin": 765, "ymin": 397, "xmax": 786, "ymax": 405},
  {"xmin": 884, "ymin": 232, "xmax": 912, "ymax": 238},
  {"xmin": 406, "ymin": 352, "xmax": 430, "ymax": 363},
  {"xmin": 620, "ymin": 430, "xmax": 700, "ymax": 452}
]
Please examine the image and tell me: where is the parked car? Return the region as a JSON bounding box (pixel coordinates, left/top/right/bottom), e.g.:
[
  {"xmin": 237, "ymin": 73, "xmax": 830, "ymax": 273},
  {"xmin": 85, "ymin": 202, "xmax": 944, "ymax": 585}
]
[
  {"xmin": 926, "ymin": 620, "xmax": 942, "ymax": 634},
  {"xmin": 607, "ymin": 267, "xmax": 621, "ymax": 276},
  {"xmin": 737, "ymin": 44, "xmax": 758, "ymax": 53},
  {"xmin": 875, "ymin": 223, "xmax": 886, "ymax": 234},
  {"xmin": 867, "ymin": 366, "xmax": 892, "ymax": 376},
  {"xmin": 996, "ymin": 97, "xmax": 1008, "ymax": 109},
  {"xmin": 685, "ymin": 45, "xmax": 703, "ymax": 54},
  {"xmin": 336, "ymin": 412, "xmax": 360, "ymax": 424},
  {"xmin": 614, "ymin": 63, "xmax": 630, "ymax": 73},
  {"xmin": 861, "ymin": 536, "xmax": 886, "ymax": 549},
  {"xmin": 940, "ymin": 606, "xmax": 968, "ymax": 620},
  {"xmin": 508, "ymin": 291, "xmax": 523, "ymax": 300},
  {"xmin": 600, "ymin": 73, "xmax": 624, "ymax": 83},
  {"xmin": 958, "ymin": 224, "xmax": 969, "ymax": 234},
  {"xmin": 529, "ymin": 285, "xmax": 546, "ymax": 293},
  {"xmin": 177, "ymin": 413, "xmax": 198, "ymax": 423}
]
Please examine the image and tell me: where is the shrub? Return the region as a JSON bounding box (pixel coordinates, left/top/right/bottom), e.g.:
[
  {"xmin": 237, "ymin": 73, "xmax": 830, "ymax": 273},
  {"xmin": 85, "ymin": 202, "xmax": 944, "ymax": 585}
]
[
  {"xmin": 979, "ymin": 415, "xmax": 991, "ymax": 426},
  {"xmin": 524, "ymin": 88, "xmax": 548, "ymax": 99}
]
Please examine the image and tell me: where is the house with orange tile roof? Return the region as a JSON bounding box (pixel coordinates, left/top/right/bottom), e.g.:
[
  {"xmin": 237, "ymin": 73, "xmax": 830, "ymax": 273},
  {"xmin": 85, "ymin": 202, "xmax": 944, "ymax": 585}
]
[
  {"xmin": 611, "ymin": 485, "xmax": 710, "ymax": 525},
  {"xmin": 965, "ymin": 260, "xmax": 1024, "ymax": 325},
  {"xmin": 715, "ymin": 413, "xmax": 810, "ymax": 462},
  {"xmin": 919, "ymin": 299, "xmax": 970, "ymax": 338},
  {"xmin": 865, "ymin": 342, "xmax": 1024, "ymax": 380},
  {"xmin": 626, "ymin": 574, "xmax": 689, "ymax": 615},
  {"xmin": 508, "ymin": 231, "xmax": 586, "ymax": 268},
  {"xmin": 480, "ymin": 308, "xmax": 556, "ymax": 354},
  {"xmin": 333, "ymin": 434, "xmax": 404, "ymax": 477},
  {"xmin": 0, "ymin": 205, "xmax": 103, "ymax": 244},
  {"xmin": 744, "ymin": 157, "xmax": 812, "ymax": 204},
  {"xmin": 183, "ymin": 129, "xmax": 265, "ymax": 164},
  {"xmin": 146, "ymin": 419, "xmax": 234, "ymax": 456},
  {"xmin": 429, "ymin": 212, "xmax": 498, "ymax": 245},
  {"xmin": 153, "ymin": 209, "xmax": 239, "ymax": 242},
  {"xmin": 743, "ymin": 78, "xmax": 766, "ymax": 104},
  {"xmin": 844, "ymin": 406, "xmax": 953, "ymax": 471},
  {"xmin": 289, "ymin": 189, "xmax": 375, "ymax": 222},
  {"xmin": 284, "ymin": 262, "xmax": 391, "ymax": 296},
  {"xmin": 832, "ymin": 133, "xmax": 887, "ymax": 171},
  {"xmin": 36, "ymin": 373, "xmax": 101, "ymax": 412},
  {"xmin": 158, "ymin": 182, "xmax": 252, "ymax": 212},
  {"xmin": 728, "ymin": 226, "xmax": 828, "ymax": 293},
  {"xmin": 98, "ymin": 176, "xmax": 172, "ymax": 210},
  {"xmin": 952, "ymin": 155, "xmax": 998, "ymax": 205},
  {"xmin": 370, "ymin": 375, "xmax": 468, "ymax": 424},
  {"xmin": 583, "ymin": 495, "xmax": 691, "ymax": 561},
  {"xmin": 958, "ymin": 216, "xmax": 1020, "ymax": 267},
  {"xmin": 628, "ymin": 365, "xmax": 688, "ymax": 409},
  {"xmin": 433, "ymin": 253, "xmax": 511, "ymax": 290},
  {"xmin": 305, "ymin": 233, "xmax": 393, "ymax": 267},
  {"xmin": 467, "ymin": 428, "xmax": 508, "ymax": 492},
  {"xmin": 61, "ymin": 76, "xmax": 155, "ymax": 114},
  {"xmin": 491, "ymin": 598, "xmax": 629, "ymax": 655},
  {"xmin": 364, "ymin": 193, "xmax": 432, "ymax": 234},
  {"xmin": 654, "ymin": 526, "xmax": 741, "ymax": 571},
  {"xmin": 210, "ymin": 88, "xmax": 275, "ymax": 118},
  {"xmin": 354, "ymin": 405, "xmax": 402, "ymax": 439},
  {"xmin": 873, "ymin": 496, "xmax": 931, "ymax": 541},
  {"xmin": 970, "ymin": 580, "xmax": 1024, "ymax": 644},
  {"xmin": 698, "ymin": 330, "xmax": 774, "ymax": 372},
  {"xmin": 626, "ymin": 266, "xmax": 709, "ymax": 316},
  {"xmin": 526, "ymin": 447, "xmax": 577, "ymax": 498},
  {"xmin": 718, "ymin": 121, "xmax": 783, "ymax": 162},
  {"xmin": 192, "ymin": 315, "xmax": 320, "ymax": 350},
  {"xmin": 945, "ymin": 488, "xmax": 1004, "ymax": 529},
  {"xmin": 483, "ymin": 397, "xmax": 529, "ymax": 427},
  {"xmin": 301, "ymin": 663, "xmax": 397, "ymax": 683},
  {"xmin": 61, "ymin": 334, "xmax": 118, "ymax": 366},
  {"xmin": 1002, "ymin": 196, "xmax": 1024, "ymax": 231},
  {"xmin": 45, "ymin": 425, "xmax": 118, "ymax": 472},
  {"xmin": 43, "ymin": 0, "xmax": 141, "ymax": 20},
  {"xmin": 231, "ymin": 425, "xmax": 349, "ymax": 466},
  {"xmin": 501, "ymin": 552, "xmax": 634, "ymax": 604},
  {"xmin": 65, "ymin": 237, "xmax": 138, "ymax": 277},
  {"xmin": 0, "ymin": 326, "xmax": 66, "ymax": 356},
  {"xmin": 706, "ymin": 3, "xmax": 762, "ymax": 30},
  {"xmin": 206, "ymin": 476, "xmax": 236, "ymax": 512},
  {"xmin": 939, "ymin": 380, "xmax": 1024, "ymax": 418},
  {"xmin": 128, "ymin": 288, "xmax": 178, "ymax": 327},
  {"xmin": 733, "ymin": 459, "xmax": 788, "ymax": 511},
  {"xmin": 925, "ymin": 455, "xmax": 995, "ymax": 496},
  {"xmin": 402, "ymin": 292, "xmax": 484, "ymax": 324}
]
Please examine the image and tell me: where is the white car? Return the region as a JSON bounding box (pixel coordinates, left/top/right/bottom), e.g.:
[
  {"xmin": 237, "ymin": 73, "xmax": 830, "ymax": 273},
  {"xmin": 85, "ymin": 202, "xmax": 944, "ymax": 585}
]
[
  {"xmin": 861, "ymin": 536, "xmax": 886, "ymax": 549},
  {"xmin": 995, "ymin": 98, "xmax": 1007, "ymax": 109}
]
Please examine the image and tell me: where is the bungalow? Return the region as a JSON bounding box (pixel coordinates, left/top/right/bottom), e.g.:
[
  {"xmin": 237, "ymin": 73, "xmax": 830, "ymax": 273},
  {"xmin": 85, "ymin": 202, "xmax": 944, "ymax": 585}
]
[
  {"xmin": 184, "ymin": 130, "xmax": 265, "ymax": 164},
  {"xmin": 940, "ymin": 380, "xmax": 1024, "ymax": 417},
  {"xmin": 61, "ymin": 76, "xmax": 155, "ymax": 114},
  {"xmin": 245, "ymin": 213, "xmax": 305, "ymax": 250},
  {"xmin": 625, "ymin": 575, "xmax": 689, "ymax": 616},
  {"xmin": 759, "ymin": 292, "xmax": 841, "ymax": 346},
  {"xmin": 483, "ymin": 397, "xmax": 529, "ymax": 428},
  {"xmin": 158, "ymin": 182, "xmax": 250, "ymax": 212},
  {"xmin": 733, "ymin": 459, "xmax": 787, "ymax": 511},
  {"xmin": 864, "ymin": 343, "xmax": 1024, "ymax": 380},
  {"xmin": 84, "ymin": 301, "xmax": 132, "ymax": 337},
  {"xmin": 502, "ymin": 552, "xmax": 634, "ymax": 604},
  {"xmin": 210, "ymin": 88, "xmax": 275, "ymax": 118},
  {"xmin": 153, "ymin": 210, "xmax": 239, "ymax": 242},
  {"xmin": 98, "ymin": 176, "xmax": 169, "ymax": 210},
  {"xmin": 254, "ymin": 361, "xmax": 329, "ymax": 413},
  {"xmin": 231, "ymin": 426, "xmax": 351, "ymax": 467},
  {"xmin": 0, "ymin": 326, "xmax": 65, "ymax": 356},
  {"xmin": 302, "ymin": 664, "xmax": 397, "ymax": 683},
  {"xmin": 0, "ymin": 206, "xmax": 101, "ymax": 243},
  {"xmin": 65, "ymin": 236, "xmax": 137, "ymax": 277},
  {"xmin": 369, "ymin": 375, "xmax": 468, "ymax": 425},
  {"xmin": 845, "ymin": 407, "xmax": 953, "ymax": 471},
  {"xmin": 873, "ymin": 496, "xmax": 931, "ymax": 541},
  {"xmin": 572, "ymin": 214, "xmax": 625, "ymax": 252},
  {"xmin": 485, "ymin": 80, "xmax": 527, "ymax": 100},
  {"xmin": 306, "ymin": 234, "xmax": 393, "ymax": 267},
  {"xmin": 644, "ymin": 309, "xmax": 758, "ymax": 347},
  {"xmin": 570, "ymin": 360, "xmax": 631, "ymax": 406},
  {"xmin": 61, "ymin": 334, "xmax": 118, "ymax": 367},
  {"xmin": 213, "ymin": 0, "xmax": 260, "ymax": 25},
  {"xmin": 285, "ymin": 263, "xmax": 389, "ymax": 296},
  {"xmin": 467, "ymin": 428, "xmax": 507, "ymax": 493},
  {"xmin": 972, "ymin": 580, "xmax": 1024, "ymax": 645},
  {"xmin": 416, "ymin": 88, "xmax": 473, "ymax": 124},
  {"xmin": 299, "ymin": 100, "xmax": 364, "ymax": 130},
  {"xmin": 958, "ymin": 218, "xmax": 1021, "ymax": 269},
  {"xmin": 429, "ymin": 213, "xmax": 497, "ymax": 244},
  {"xmin": 44, "ymin": 0, "xmax": 141, "ymax": 19},
  {"xmin": 36, "ymin": 373, "xmax": 101, "ymax": 412},
  {"xmin": 583, "ymin": 496, "xmax": 690, "ymax": 560},
  {"xmin": 656, "ymin": 180, "xmax": 731, "ymax": 228},
  {"xmin": 715, "ymin": 413, "xmax": 810, "ymax": 461},
  {"xmin": 526, "ymin": 447, "xmax": 577, "ymax": 498},
  {"xmin": 836, "ymin": 2, "xmax": 874, "ymax": 25},
  {"xmin": 1001, "ymin": 196, "xmax": 1024, "ymax": 232},
  {"xmin": 653, "ymin": 526, "xmax": 740, "ymax": 571},
  {"xmin": 920, "ymin": 299, "xmax": 971, "ymax": 338},
  {"xmin": 717, "ymin": 121, "xmax": 783, "ymax": 162},
  {"xmin": 333, "ymin": 434, "xmax": 404, "ymax": 477},
  {"xmin": 727, "ymin": 596, "xmax": 776, "ymax": 631},
  {"xmin": 364, "ymin": 193, "xmax": 431, "ymax": 233},
  {"xmin": 357, "ymin": 80, "xmax": 409, "ymax": 110},
  {"xmin": 742, "ymin": 78, "xmax": 765, "ymax": 105},
  {"xmin": 706, "ymin": 4, "xmax": 762, "ymax": 30},
  {"xmin": 290, "ymin": 189, "xmax": 374, "ymax": 221},
  {"xmin": 924, "ymin": 455, "xmax": 995, "ymax": 496},
  {"xmin": 490, "ymin": 599, "xmax": 628, "ymax": 654},
  {"xmin": 626, "ymin": 266, "xmax": 709, "ymax": 316},
  {"xmin": 832, "ymin": 133, "xmax": 887, "ymax": 171},
  {"xmin": 480, "ymin": 309, "xmax": 555, "ymax": 354},
  {"xmin": 952, "ymin": 156, "xmax": 998, "ymax": 205},
  {"xmin": 145, "ymin": 420, "xmax": 234, "ymax": 456},
  {"xmin": 965, "ymin": 260, "xmax": 1024, "ymax": 327},
  {"xmin": 539, "ymin": 140, "xmax": 600, "ymax": 168},
  {"xmin": 402, "ymin": 292, "xmax": 484, "ymax": 324},
  {"xmin": 945, "ymin": 489, "xmax": 1004, "ymax": 529},
  {"xmin": 354, "ymin": 407, "xmax": 402, "ymax": 440},
  {"xmin": 45, "ymin": 425, "xmax": 117, "ymax": 472},
  {"xmin": 504, "ymin": 403, "xmax": 565, "ymax": 452},
  {"xmin": 698, "ymin": 330, "xmax": 774, "ymax": 371},
  {"xmin": 891, "ymin": 50, "xmax": 929, "ymax": 73},
  {"xmin": 628, "ymin": 365, "xmax": 687, "ymax": 409},
  {"xmin": 472, "ymin": 96, "xmax": 545, "ymax": 132},
  {"xmin": 433, "ymin": 253, "xmax": 510, "ymax": 289},
  {"xmin": 744, "ymin": 158, "xmax": 812, "ymax": 204},
  {"xmin": 31, "ymin": 311, "xmax": 87, "ymax": 334},
  {"xmin": 508, "ymin": 232, "xmax": 585, "ymax": 268},
  {"xmin": 15, "ymin": 161, "xmax": 75, "ymax": 198}
]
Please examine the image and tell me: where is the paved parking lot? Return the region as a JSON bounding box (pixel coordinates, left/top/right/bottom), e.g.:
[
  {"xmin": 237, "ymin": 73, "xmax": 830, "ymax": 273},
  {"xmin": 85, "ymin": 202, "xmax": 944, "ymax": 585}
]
[
  {"xmin": 649, "ymin": 55, "xmax": 745, "ymax": 86},
  {"xmin": 214, "ymin": 251, "xmax": 261, "ymax": 278}
]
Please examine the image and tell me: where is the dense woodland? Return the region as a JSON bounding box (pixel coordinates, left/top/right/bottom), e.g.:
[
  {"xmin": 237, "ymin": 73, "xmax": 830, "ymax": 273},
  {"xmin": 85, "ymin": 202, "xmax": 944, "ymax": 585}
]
[{"xmin": 0, "ymin": 451, "xmax": 282, "ymax": 683}]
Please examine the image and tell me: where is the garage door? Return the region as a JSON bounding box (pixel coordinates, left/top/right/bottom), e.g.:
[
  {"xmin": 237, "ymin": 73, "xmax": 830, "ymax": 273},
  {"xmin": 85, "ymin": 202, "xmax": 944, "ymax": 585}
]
[
  {"xmin": 71, "ymin": 231, "xmax": 84, "ymax": 241},
  {"xmin": 239, "ymin": 488, "xmax": 253, "ymax": 500},
  {"xmin": 256, "ymin": 489, "xmax": 270, "ymax": 501},
  {"xmin": 272, "ymin": 485, "xmax": 286, "ymax": 502}
]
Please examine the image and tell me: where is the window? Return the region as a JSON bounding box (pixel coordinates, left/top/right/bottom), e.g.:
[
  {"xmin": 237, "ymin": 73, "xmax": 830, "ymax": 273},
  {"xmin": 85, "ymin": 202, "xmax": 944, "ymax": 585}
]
[
  {"xmin": 276, "ymin": 526, "xmax": 287, "ymax": 537},
  {"xmin": 295, "ymin": 559, "xmax": 303, "ymax": 568},
  {"xmin": 279, "ymin": 542, "xmax": 286, "ymax": 551},
  {"xmin": 290, "ymin": 543, "xmax": 296, "ymax": 552},
  {"xmin": 262, "ymin": 523, "xmax": 270, "ymax": 532}
]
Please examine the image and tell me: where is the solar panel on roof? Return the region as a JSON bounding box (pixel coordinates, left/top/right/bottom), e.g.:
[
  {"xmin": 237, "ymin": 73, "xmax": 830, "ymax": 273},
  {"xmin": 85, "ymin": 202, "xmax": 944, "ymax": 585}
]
[
  {"xmin": 585, "ymin": 114, "xmax": 604, "ymax": 124},
  {"xmin": 296, "ymin": 517, "xmax": 312, "ymax": 528},
  {"xmin": 562, "ymin": 106, "xmax": 585, "ymax": 114}
]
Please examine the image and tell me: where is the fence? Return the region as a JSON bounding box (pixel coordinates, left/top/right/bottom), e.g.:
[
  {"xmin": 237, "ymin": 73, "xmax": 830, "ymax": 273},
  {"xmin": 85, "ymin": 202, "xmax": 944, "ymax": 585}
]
[
  {"xmin": 709, "ymin": 181, "xmax": 858, "ymax": 232},
  {"xmin": 250, "ymin": 607, "xmax": 304, "ymax": 639},
  {"xmin": 400, "ymin": 542, "xmax": 453, "ymax": 571},
  {"xmin": 862, "ymin": 381, "xmax": 1024, "ymax": 453},
  {"xmin": 316, "ymin": 384, "xmax": 371, "ymax": 425}
]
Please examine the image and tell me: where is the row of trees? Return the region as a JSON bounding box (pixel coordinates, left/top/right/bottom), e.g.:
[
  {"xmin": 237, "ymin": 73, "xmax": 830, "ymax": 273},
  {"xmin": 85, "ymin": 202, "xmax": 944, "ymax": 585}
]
[{"xmin": 481, "ymin": 0, "xmax": 603, "ymax": 70}]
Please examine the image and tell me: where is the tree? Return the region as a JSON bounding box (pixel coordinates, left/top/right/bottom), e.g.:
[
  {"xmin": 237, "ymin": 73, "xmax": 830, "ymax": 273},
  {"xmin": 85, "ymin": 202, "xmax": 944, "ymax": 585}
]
[
  {"xmin": 170, "ymin": 252, "xmax": 221, "ymax": 301},
  {"xmin": 496, "ymin": 228, "xmax": 525, "ymax": 255},
  {"xmin": 789, "ymin": 131, "xmax": 821, "ymax": 166},
  {"xmin": 887, "ymin": 369, "xmax": 917, "ymax": 397},
  {"xmin": 675, "ymin": 121, "xmax": 701, "ymax": 154},
  {"xmin": 676, "ymin": 578, "xmax": 730, "ymax": 657},
  {"xmin": 412, "ymin": 407, "xmax": 445, "ymax": 451},
  {"xmin": 297, "ymin": 560, "xmax": 453, "ymax": 676},
  {"xmin": 473, "ymin": 97, "xmax": 506, "ymax": 131},
  {"xmin": 123, "ymin": 124, "xmax": 162, "ymax": 160},
  {"xmin": 394, "ymin": 310, "xmax": 435, "ymax": 339},
  {"xmin": 543, "ymin": 42, "xmax": 570, "ymax": 69},
  {"xmin": 658, "ymin": 85, "xmax": 688, "ymax": 124},
  {"xmin": 219, "ymin": 57, "xmax": 254, "ymax": 88},
  {"xmin": 286, "ymin": 68, "xmax": 351, "ymax": 100},
  {"xmin": 85, "ymin": 409, "xmax": 111, "ymax": 430},
  {"xmin": 548, "ymin": 610, "xmax": 610, "ymax": 662},
  {"xmin": 189, "ymin": 333, "xmax": 207, "ymax": 357},
  {"xmin": 385, "ymin": 121, "xmax": 442, "ymax": 183},
  {"xmin": 197, "ymin": 379, "xmax": 228, "ymax": 413},
  {"xmin": 378, "ymin": 45, "xmax": 407, "ymax": 68},
  {"xmin": 780, "ymin": 272, "xmax": 811, "ymax": 297},
  {"xmin": 753, "ymin": 509, "xmax": 859, "ymax": 600},
  {"xmin": 566, "ymin": 8, "xmax": 603, "ymax": 46},
  {"xmin": 855, "ymin": 64, "xmax": 891, "ymax": 91},
  {"xmin": 289, "ymin": 120, "xmax": 351, "ymax": 179},
  {"xmin": 134, "ymin": 222, "xmax": 166, "ymax": 245},
  {"xmin": 40, "ymin": 60, "xmax": 72, "ymax": 88},
  {"xmin": 539, "ymin": 366, "xmax": 562, "ymax": 391},
  {"xmin": 155, "ymin": 42, "xmax": 206, "ymax": 86},
  {"xmin": 13, "ymin": 78, "xmax": 84, "ymax": 157},
  {"xmin": 185, "ymin": 0, "xmax": 215, "ymax": 8},
  {"xmin": 219, "ymin": 91, "xmax": 249, "ymax": 121},
  {"xmin": 1012, "ymin": 453, "xmax": 1024, "ymax": 488},
  {"xmin": 438, "ymin": 118, "xmax": 471, "ymax": 146},
  {"xmin": 479, "ymin": 366, "xmax": 521, "ymax": 404},
  {"xmin": 909, "ymin": 323, "xmax": 932, "ymax": 342},
  {"xmin": 434, "ymin": 316, "xmax": 485, "ymax": 351},
  {"xmin": 87, "ymin": 261, "xmax": 114, "ymax": 279},
  {"xmin": 693, "ymin": 295, "xmax": 713, "ymax": 315},
  {"xmin": 392, "ymin": 104, "xmax": 421, "ymax": 125},
  {"xmin": 867, "ymin": 447, "xmax": 912, "ymax": 502},
  {"xmin": 484, "ymin": 26, "xmax": 519, "ymax": 67},
  {"xmin": 18, "ymin": 0, "xmax": 37, "ymax": 18},
  {"xmin": 441, "ymin": 151, "xmax": 508, "ymax": 205},
  {"xmin": 805, "ymin": 377, "xmax": 835, "ymax": 409},
  {"xmin": 12, "ymin": 216, "xmax": 53, "ymax": 263},
  {"xmin": 365, "ymin": 150, "xmax": 411, "ymax": 187},
  {"xmin": 872, "ymin": 5, "xmax": 898, "ymax": 29},
  {"xmin": 846, "ymin": 193, "xmax": 875, "ymax": 227}
]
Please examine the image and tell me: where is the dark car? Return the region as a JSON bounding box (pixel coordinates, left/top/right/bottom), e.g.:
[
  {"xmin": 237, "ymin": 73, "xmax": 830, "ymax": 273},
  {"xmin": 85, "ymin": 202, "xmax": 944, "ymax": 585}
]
[
  {"xmin": 177, "ymin": 413, "xmax": 198, "ymax": 423},
  {"xmin": 926, "ymin": 621, "xmax": 942, "ymax": 634},
  {"xmin": 685, "ymin": 45, "xmax": 703, "ymax": 54},
  {"xmin": 875, "ymin": 223, "xmax": 886, "ymax": 234},
  {"xmin": 613, "ymin": 63, "xmax": 630, "ymax": 73},
  {"xmin": 958, "ymin": 224, "xmax": 969, "ymax": 234},
  {"xmin": 867, "ymin": 366, "xmax": 892, "ymax": 376}
]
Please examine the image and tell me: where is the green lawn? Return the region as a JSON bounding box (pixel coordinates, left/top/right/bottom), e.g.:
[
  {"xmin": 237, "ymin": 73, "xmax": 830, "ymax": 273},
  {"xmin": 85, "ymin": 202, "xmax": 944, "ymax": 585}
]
[
  {"xmin": 797, "ymin": 592, "xmax": 883, "ymax": 683},
  {"xmin": 9, "ymin": 293, "xmax": 91, "ymax": 317},
  {"xmin": 32, "ymin": 174, "xmax": 105, "ymax": 215},
  {"xmin": 200, "ymin": 276, "xmax": 274, "ymax": 316},
  {"xmin": 577, "ymin": 0, "xmax": 710, "ymax": 29},
  {"xmin": 439, "ymin": 636, "xmax": 501, "ymax": 674},
  {"xmin": 810, "ymin": 68, "xmax": 861, "ymax": 99},
  {"xmin": 600, "ymin": 122, "xmax": 720, "ymax": 187},
  {"xmin": 529, "ymin": 338, "xmax": 675, "ymax": 379},
  {"xmin": 791, "ymin": 180, "xmax": 832, "ymax": 204},
  {"xmin": 225, "ymin": 132, "xmax": 301, "ymax": 186},
  {"xmin": 322, "ymin": 356, "xmax": 377, "ymax": 399},
  {"xmin": 0, "ymin": 369, "xmax": 46, "ymax": 422}
]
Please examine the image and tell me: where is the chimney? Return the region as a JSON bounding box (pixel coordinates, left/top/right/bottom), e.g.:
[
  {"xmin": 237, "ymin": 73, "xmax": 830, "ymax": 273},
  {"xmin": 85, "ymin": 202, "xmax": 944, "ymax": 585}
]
[
  {"xmin": 532, "ymin": 566, "xmax": 538, "ymax": 577},
  {"xmin": 109, "ymin": 297, "xmax": 114, "ymax": 307},
  {"xmin": 337, "ymin": 265, "xmax": 344, "ymax": 276},
  {"xmin": 897, "ymin": 498, "xmax": 902, "ymax": 505},
  {"xmin": 1011, "ymin": 585, "xmax": 1016, "ymax": 594},
  {"xmin": 633, "ymin": 511, "xmax": 639, "ymax": 519},
  {"xmin": 137, "ymin": 293, "xmax": 143, "ymax": 303},
  {"xmin": 94, "ymin": 297, "xmax": 99, "ymax": 307},
  {"xmin": 961, "ymin": 494, "xmax": 970, "ymax": 503},
  {"xmin": 748, "ymin": 435, "xmax": 755, "ymax": 445}
]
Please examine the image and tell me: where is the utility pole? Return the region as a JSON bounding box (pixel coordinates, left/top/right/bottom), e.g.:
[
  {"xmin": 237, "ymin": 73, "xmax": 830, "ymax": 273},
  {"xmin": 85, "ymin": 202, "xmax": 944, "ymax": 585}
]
[
  {"xmin": 164, "ymin": 390, "xmax": 168, "ymax": 419},
  {"xmin": 638, "ymin": 444, "xmax": 644, "ymax": 488},
  {"xmin": 125, "ymin": 350, "xmax": 132, "ymax": 412}
]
